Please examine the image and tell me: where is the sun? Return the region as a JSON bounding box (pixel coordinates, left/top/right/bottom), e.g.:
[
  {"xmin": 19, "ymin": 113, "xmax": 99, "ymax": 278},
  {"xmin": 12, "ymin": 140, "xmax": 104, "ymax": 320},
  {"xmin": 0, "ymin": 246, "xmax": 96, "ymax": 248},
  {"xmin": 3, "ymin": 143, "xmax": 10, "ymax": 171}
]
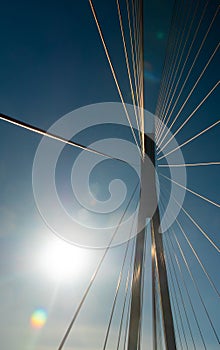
[{"xmin": 40, "ymin": 239, "xmax": 88, "ymax": 282}]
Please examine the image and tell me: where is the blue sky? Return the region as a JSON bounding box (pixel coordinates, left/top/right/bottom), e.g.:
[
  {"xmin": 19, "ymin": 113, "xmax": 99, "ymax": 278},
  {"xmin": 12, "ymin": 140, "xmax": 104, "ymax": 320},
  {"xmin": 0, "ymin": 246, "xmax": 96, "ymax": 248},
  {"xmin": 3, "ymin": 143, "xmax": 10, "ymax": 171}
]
[{"xmin": 0, "ymin": 0, "xmax": 219, "ymax": 349}]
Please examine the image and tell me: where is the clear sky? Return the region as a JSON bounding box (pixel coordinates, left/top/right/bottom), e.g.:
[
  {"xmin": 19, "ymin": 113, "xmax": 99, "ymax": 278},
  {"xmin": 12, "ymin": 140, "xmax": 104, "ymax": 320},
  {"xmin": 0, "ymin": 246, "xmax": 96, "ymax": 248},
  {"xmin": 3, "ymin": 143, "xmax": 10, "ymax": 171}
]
[{"xmin": 0, "ymin": 0, "xmax": 219, "ymax": 349}]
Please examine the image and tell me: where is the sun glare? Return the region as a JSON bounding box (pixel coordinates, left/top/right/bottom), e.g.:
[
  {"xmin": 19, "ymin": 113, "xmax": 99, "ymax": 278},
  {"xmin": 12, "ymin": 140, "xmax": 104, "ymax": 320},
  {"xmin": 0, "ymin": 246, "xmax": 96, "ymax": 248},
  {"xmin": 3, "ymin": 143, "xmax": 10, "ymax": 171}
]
[{"xmin": 41, "ymin": 239, "xmax": 88, "ymax": 282}]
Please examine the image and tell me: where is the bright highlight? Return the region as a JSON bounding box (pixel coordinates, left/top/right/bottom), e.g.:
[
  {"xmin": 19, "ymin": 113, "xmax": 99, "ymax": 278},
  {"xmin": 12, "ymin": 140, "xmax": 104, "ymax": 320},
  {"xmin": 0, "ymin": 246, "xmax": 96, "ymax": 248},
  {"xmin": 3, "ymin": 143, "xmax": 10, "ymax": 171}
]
[
  {"xmin": 40, "ymin": 239, "xmax": 88, "ymax": 282},
  {"xmin": 30, "ymin": 309, "xmax": 47, "ymax": 329}
]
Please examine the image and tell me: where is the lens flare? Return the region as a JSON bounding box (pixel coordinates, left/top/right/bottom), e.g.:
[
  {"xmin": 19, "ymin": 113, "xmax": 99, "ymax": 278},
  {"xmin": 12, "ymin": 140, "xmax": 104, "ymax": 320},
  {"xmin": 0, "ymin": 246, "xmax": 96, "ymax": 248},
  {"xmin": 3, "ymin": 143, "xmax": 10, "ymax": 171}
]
[{"xmin": 30, "ymin": 309, "xmax": 47, "ymax": 329}]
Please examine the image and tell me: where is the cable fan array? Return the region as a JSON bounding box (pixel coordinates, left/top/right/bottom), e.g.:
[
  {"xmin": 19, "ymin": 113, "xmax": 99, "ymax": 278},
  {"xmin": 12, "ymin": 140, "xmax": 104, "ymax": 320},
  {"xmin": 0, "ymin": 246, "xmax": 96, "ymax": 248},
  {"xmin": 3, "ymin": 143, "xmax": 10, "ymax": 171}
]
[{"xmin": 0, "ymin": 0, "xmax": 219, "ymax": 349}]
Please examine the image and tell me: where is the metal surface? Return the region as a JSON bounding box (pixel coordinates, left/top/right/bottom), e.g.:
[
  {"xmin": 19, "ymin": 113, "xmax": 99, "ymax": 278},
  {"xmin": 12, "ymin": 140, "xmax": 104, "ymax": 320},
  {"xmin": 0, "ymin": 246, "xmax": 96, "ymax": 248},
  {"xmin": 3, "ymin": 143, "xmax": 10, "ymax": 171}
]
[
  {"xmin": 127, "ymin": 134, "xmax": 177, "ymax": 350},
  {"xmin": 151, "ymin": 209, "xmax": 177, "ymax": 350},
  {"xmin": 148, "ymin": 134, "xmax": 177, "ymax": 350}
]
